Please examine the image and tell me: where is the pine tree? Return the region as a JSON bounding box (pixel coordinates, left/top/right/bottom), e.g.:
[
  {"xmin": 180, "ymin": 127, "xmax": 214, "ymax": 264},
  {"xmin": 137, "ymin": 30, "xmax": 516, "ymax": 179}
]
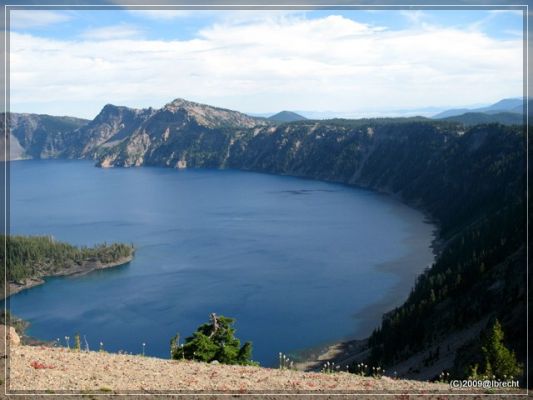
[
  {"xmin": 171, "ymin": 313, "xmax": 254, "ymax": 365},
  {"xmin": 470, "ymin": 319, "xmax": 523, "ymax": 379}
]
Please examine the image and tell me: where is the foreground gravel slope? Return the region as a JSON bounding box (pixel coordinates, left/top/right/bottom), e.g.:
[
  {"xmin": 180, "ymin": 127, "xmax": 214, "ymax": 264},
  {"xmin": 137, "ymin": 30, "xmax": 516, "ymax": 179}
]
[
  {"xmin": 8, "ymin": 345, "xmax": 440, "ymax": 393},
  {"xmin": 4, "ymin": 345, "xmax": 526, "ymax": 398}
]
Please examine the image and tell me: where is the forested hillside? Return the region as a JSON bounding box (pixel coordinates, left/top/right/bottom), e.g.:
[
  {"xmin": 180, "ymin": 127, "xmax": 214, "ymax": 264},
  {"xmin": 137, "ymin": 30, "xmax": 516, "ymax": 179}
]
[{"xmin": 1, "ymin": 235, "xmax": 134, "ymax": 288}]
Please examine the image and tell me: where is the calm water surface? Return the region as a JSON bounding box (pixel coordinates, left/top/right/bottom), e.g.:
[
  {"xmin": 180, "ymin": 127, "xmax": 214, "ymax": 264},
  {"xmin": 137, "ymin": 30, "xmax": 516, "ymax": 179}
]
[{"xmin": 7, "ymin": 160, "xmax": 434, "ymax": 366}]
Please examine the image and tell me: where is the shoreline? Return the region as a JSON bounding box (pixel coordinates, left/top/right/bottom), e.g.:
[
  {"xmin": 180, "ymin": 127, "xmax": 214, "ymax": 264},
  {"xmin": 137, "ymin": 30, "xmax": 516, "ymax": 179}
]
[
  {"xmin": 295, "ymin": 214, "xmax": 442, "ymax": 372},
  {"xmin": 3, "ymin": 254, "xmax": 134, "ymax": 300}
]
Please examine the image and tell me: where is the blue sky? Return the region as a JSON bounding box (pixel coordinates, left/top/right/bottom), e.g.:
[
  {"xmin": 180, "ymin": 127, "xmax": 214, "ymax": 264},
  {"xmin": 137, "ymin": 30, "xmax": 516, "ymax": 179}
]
[
  {"xmin": 12, "ymin": 9, "xmax": 524, "ymax": 42},
  {"xmin": 8, "ymin": 8, "xmax": 524, "ymax": 118}
]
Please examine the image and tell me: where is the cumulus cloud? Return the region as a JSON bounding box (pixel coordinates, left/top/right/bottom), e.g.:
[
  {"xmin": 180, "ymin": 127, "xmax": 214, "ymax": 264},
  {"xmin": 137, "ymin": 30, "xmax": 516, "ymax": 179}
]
[{"xmin": 9, "ymin": 13, "xmax": 523, "ymax": 118}]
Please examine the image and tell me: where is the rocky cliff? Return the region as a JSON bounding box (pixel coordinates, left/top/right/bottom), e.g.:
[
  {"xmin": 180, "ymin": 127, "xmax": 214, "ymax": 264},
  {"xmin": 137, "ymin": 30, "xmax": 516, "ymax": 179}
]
[{"xmin": 2, "ymin": 113, "xmax": 88, "ymax": 160}]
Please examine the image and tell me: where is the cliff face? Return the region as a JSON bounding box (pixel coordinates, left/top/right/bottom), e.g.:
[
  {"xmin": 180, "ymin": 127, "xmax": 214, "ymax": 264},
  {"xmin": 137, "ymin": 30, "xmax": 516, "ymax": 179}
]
[
  {"xmin": 92, "ymin": 99, "xmax": 267, "ymax": 168},
  {"xmin": 3, "ymin": 113, "xmax": 89, "ymax": 160},
  {"xmin": 60, "ymin": 104, "xmax": 156, "ymax": 159}
]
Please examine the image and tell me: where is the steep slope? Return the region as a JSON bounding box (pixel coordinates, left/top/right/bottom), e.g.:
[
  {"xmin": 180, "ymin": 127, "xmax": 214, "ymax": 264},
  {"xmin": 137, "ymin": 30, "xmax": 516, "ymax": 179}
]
[
  {"xmin": 4, "ymin": 113, "xmax": 89, "ymax": 159},
  {"xmin": 268, "ymin": 111, "xmax": 307, "ymax": 122},
  {"xmin": 95, "ymin": 98, "xmax": 268, "ymax": 168},
  {"xmin": 60, "ymin": 104, "xmax": 156, "ymax": 159}
]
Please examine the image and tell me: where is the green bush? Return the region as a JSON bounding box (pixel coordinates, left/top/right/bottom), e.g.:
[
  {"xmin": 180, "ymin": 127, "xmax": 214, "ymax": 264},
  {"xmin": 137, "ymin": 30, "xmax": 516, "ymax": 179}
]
[
  {"xmin": 469, "ymin": 319, "xmax": 523, "ymax": 380},
  {"xmin": 170, "ymin": 313, "xmax": 255, "ymax": 365}
]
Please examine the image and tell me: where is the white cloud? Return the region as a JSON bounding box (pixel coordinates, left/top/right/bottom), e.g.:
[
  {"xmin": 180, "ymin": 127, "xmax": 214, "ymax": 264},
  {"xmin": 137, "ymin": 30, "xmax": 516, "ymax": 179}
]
[
  {"xmin": 10, "ymin": 10, "xmax": 71, "ymax": 29},
  {"xmin": 80, "ymin": 24, "xmax": 143, "ymax": 40},
  {"xmin": 9, "ymin": 14, "xmax": 523, "ymax": 119}
]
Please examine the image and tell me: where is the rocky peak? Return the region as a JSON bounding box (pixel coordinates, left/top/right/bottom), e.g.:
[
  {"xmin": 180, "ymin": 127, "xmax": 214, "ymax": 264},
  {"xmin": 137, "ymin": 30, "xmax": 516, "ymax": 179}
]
[
  {"xmin": 95, "ymin": 104, "xmax": 135, "ymax": 121},
  {"xmin": 162, "ymin": 98, "xmax": 267, "ymax": 129}
]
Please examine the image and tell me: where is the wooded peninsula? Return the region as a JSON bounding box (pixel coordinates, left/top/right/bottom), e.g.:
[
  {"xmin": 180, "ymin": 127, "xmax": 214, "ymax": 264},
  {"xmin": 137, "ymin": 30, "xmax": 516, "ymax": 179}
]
[{"xmin": 0, "ymin": 235, "xmax": 134, "ymax": 298}]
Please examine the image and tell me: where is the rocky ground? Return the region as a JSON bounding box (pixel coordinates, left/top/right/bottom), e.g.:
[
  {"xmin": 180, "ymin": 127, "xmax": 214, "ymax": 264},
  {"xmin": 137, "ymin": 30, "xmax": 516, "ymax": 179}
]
[
  {"xmin": 8, "ymin": 345, "xmax": 449, "ymax": 393},
  {"xmin": 0, "ymin": 327, "xmax": 527, "ymax": 399}
]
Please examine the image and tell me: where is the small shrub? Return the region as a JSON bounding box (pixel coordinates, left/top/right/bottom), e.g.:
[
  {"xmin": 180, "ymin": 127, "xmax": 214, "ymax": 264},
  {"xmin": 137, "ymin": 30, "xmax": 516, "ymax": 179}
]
[{"xmin": 170, "ymin": 313, "xmax": 255, "ymax": 365}]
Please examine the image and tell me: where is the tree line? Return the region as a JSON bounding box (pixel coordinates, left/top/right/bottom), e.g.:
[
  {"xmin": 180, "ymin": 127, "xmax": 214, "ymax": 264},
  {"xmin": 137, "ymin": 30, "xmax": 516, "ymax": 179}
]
[{"xmin": 0, "ymin": 235, "xmax": 134, "ymax": 285}]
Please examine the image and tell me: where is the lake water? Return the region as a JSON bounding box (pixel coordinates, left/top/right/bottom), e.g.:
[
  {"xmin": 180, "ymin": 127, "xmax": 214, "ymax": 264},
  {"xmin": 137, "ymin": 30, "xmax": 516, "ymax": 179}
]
[{"xmin": 6, "ymin": 159, "xmax": 434, "ymax": 366}]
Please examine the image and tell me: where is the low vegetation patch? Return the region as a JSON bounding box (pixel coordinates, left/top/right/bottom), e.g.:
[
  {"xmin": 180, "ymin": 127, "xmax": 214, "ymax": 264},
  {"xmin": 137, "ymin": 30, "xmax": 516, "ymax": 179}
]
[{"xmin": 170, "ymin": 313, "xmax": 255, "ymax": 365}]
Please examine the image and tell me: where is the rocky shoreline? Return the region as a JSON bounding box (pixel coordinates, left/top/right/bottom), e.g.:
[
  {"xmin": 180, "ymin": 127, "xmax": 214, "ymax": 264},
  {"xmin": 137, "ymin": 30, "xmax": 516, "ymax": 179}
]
[{"xmin": 3, "ymin": 254, "xmax": 134, "ymax": 300}]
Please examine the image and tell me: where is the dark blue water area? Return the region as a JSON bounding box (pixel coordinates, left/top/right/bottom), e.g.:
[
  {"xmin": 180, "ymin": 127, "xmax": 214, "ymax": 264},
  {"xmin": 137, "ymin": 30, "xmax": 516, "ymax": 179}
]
[{"xmin": 5, "ymin": 159, "xmax": 434, "ymax": 366}]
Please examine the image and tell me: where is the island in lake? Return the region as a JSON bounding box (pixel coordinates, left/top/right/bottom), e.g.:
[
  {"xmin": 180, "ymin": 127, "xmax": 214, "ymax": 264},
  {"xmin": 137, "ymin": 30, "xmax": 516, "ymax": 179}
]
[{"xmin": 1, "ymin": 235, "xmax": 134, "ymax": 299}]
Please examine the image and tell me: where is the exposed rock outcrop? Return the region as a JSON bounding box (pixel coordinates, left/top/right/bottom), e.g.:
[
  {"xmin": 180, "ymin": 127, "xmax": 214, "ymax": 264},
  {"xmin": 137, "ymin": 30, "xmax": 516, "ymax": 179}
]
[{"xmin": 1, "ymin": 324, "xmax": 20, "ymax": 346}]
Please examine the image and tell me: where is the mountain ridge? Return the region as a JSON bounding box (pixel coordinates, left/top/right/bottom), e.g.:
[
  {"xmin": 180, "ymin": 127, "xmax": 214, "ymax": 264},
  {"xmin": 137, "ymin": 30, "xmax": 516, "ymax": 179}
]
[{"xmin": 433, "ymin": 97, "xmax": 524, "ymax": 119}]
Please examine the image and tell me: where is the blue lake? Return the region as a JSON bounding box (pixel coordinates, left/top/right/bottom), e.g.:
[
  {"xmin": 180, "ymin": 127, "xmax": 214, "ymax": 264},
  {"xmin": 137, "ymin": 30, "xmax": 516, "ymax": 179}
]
[{"xmin": 6, "ymin": 159, "xmax": 434, "ymax": 366}]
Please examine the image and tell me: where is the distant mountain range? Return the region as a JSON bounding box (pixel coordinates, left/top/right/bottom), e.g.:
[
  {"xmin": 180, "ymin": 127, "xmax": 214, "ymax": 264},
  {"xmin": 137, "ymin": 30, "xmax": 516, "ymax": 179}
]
[
  {"xmin": 248, "ymin": 97, "xmax": 528, "ymax": 121},
  {"xmin": 432, "ymin": 97, "xmax": 527, "ymax": 119}
]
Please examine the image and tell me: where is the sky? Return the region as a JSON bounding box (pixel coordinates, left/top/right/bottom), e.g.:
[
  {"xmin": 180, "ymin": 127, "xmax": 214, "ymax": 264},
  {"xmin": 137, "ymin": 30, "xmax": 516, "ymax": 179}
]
[{"xmin": 8, "ymin": 8, "xmax": 524, "ymax": 119}]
